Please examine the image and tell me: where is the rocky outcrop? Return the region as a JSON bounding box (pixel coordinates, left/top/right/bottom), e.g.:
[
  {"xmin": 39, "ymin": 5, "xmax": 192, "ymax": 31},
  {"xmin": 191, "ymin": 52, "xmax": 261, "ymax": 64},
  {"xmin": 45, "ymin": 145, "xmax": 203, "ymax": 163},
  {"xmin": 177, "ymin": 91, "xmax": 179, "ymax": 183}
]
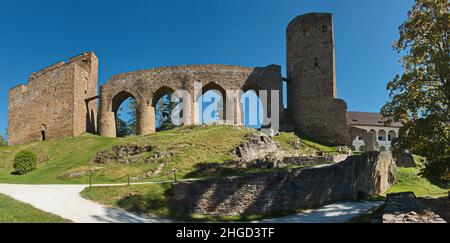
[
  {"xmin": 235, "ymin": 134, "xmax": 278, "ymax": 163},
  {"xmin": 382, "ymin": 192, "xmax": 448, "ymax": 223},
  {"xmin": 89, "ymin": 144, "xmax": 153, "ymax": 164},
  {"xmin": 168, "ymin": 152, "xmax": 397, "ymax": 216}
]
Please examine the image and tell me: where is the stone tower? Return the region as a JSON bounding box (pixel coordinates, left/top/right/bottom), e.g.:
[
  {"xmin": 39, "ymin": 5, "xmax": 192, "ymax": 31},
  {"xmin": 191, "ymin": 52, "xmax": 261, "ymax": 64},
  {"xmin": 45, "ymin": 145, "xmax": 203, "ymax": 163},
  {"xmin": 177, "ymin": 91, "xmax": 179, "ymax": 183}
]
[
  {"xmin": 286, "ymin": 13, "xmax": 348, "ymax": 145},
  {"xmin": 8, "ymin": 52, "xmax": 98, "ymax": 145}
]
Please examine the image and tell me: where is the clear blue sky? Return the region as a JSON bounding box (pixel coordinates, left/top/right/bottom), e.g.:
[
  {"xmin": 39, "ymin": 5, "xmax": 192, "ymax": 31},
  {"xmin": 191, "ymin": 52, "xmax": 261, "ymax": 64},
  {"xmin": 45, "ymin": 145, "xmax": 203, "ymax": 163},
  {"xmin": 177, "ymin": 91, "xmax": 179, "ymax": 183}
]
[{"xmin": 0, "ymin": 0, "xmax": 414, "ymax": 133}]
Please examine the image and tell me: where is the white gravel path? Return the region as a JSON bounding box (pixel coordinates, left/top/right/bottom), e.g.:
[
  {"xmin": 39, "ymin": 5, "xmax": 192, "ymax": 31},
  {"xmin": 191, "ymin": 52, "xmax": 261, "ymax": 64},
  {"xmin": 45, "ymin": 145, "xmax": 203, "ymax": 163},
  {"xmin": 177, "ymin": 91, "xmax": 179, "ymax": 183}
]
[
  {"xmin": 0, "ymin": 184, "xmax": 172, "ymax": 223},
  {"xmin": 0, "ymin": 183, "xmax": 383, "ymax": 223},
  {"xmin": 254, "ymin": 201, "xmax": 383, "ymax": 223}
]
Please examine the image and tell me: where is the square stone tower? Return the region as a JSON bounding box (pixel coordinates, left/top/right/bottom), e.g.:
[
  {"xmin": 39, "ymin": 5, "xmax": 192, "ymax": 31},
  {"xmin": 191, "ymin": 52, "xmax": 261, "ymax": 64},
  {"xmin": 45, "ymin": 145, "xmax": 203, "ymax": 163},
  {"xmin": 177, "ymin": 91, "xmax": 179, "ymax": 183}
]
[
  {"xmin": 286, "ymin": 13, "xmax": 349, "ymax": 145},
  {"xmin": 8, "ymin": 52, "xmax": 98, "ymax": 145}
]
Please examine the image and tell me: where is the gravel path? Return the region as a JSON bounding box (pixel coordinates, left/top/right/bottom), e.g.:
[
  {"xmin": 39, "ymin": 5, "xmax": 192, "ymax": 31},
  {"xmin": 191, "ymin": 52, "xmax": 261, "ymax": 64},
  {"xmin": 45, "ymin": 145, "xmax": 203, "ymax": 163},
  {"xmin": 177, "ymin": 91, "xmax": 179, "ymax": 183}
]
[
  {"xmin": 0, "ymin": 183, "xmax": 382, "ymax": 223},
  {"xmin": 0, "ymin": 184, "xmax": 171, "ymax": 223},
  {"xmin": 255, "ymin": 201, "xmax": 383, "ymax": 223}
]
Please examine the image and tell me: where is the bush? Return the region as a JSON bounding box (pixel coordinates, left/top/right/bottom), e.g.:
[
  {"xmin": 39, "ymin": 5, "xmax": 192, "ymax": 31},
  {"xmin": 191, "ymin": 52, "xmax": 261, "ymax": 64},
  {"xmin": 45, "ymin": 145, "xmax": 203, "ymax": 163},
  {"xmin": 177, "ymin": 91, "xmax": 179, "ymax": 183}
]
[{"xmin": 13, "ymin": 151, "xmax": 37, "ymax": 175}]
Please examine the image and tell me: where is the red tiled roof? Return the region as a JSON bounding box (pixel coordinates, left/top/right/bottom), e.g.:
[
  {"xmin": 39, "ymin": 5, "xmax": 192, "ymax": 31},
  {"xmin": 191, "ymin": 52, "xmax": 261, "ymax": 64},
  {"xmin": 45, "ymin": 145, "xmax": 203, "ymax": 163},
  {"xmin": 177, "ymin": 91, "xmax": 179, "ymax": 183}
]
[{"xmin": 347, "ymin": 111, "xmax": 402, "ymax": 128}]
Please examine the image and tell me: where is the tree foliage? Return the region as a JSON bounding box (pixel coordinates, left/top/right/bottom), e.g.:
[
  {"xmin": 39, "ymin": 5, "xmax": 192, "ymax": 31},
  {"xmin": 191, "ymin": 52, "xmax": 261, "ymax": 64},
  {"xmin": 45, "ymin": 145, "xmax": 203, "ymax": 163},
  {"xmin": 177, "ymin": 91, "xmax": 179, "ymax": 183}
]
[
  {"xmin": 0, "ymin": 135, "xmax": 6, "ymax": 147},
  {"xmin": 157, "ymin": 94, "xmax": 178, "ymax": 131},
  {"xmin": 13, "ymin": 150, "xmax": 37, "ymax": 175},
  {"xmin": 116, "ymin": 99, "xmax": 137, "ymax": 137},
  {"xmin": 382, "ymin": 0, "xmax": 449, "ymax": 165}
]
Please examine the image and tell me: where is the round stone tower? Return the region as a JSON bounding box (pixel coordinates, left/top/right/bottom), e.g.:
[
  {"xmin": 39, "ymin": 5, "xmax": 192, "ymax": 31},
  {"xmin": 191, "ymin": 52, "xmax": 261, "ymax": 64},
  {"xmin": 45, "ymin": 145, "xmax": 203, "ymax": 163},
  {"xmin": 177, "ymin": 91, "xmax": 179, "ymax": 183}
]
[{"xmin": 286, "ymin": 13, "xmax": 349, "ymax": 146}]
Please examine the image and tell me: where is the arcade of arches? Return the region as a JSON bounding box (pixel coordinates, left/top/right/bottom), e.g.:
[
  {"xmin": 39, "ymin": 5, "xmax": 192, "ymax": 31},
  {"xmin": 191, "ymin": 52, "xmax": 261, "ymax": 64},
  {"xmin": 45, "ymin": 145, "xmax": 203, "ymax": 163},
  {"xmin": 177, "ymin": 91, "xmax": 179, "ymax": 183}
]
[{"xmin": 98, "ymin": 65, "xmax": 284, "ymax": 138}]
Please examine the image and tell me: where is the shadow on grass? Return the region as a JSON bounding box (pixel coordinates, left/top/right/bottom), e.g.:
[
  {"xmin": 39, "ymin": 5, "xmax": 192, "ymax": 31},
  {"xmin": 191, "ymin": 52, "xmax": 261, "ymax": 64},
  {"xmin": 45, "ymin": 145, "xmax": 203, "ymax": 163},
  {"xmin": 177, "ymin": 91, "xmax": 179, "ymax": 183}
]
[{"xmin": 420, "ymin": 159, "xmax": 450, "ymax": 189}]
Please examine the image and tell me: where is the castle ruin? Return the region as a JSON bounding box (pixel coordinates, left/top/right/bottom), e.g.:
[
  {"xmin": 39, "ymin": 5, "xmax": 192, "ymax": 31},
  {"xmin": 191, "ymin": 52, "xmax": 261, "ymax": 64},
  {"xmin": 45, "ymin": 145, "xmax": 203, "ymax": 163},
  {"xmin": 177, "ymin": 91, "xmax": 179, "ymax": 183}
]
[{"xmin": 8, "ymin": 13, "xmax": 364, "ymax": 147}]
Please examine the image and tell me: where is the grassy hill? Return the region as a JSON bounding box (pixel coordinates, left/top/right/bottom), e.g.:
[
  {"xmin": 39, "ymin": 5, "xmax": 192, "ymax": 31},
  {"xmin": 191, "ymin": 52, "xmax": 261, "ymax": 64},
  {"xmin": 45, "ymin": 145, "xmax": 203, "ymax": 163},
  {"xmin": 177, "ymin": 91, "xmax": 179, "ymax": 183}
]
[
  {"xmin": 0, "ymin": 126, "xmax": 336, "ymax": 185},
  {"xmin": 0, "ymin": 126, "xmax": 250, "ymax": 184},
  {"xmin": 0, "ymin": 193, "xmax": 70, "ymax": 223}
]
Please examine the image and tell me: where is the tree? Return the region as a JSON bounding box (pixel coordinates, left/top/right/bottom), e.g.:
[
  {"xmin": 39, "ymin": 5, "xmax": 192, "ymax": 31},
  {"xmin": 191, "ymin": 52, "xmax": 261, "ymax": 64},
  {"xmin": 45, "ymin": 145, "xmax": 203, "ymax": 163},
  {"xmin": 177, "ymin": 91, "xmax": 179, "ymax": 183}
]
[
  {"xmin": 382, "ymin": 0, "xmax": 449, "ymax": 165},
  {"xmin": 157, "ymin": 94, "xmax": 178, "ymax": 131},
  {"xmin": 128, "ymin": 99, "xmax": 138, "ymax": 135},
  {"xmin": 0, "ymin": 135, "xmax": 6, "ymax": 146},
  {"xmin": 116, "ymin": 117, "xmax": 131, "ymax": 137}
]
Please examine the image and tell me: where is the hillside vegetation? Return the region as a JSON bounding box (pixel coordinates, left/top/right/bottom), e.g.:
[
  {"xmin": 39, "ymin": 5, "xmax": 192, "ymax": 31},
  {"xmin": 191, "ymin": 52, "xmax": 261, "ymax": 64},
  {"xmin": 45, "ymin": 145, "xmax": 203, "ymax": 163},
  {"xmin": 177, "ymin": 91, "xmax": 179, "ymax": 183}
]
[{"xmin": 0, "ymin": 126, "xmax": 336, "ymax": 184}]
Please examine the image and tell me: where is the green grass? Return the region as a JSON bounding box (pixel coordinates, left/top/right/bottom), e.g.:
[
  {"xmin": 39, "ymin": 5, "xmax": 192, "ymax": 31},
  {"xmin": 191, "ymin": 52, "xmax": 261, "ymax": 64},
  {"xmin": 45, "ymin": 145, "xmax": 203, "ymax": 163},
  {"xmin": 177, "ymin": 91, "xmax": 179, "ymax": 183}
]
[
  {"xmin": 387, "ymin": 167, "xmax": 449, "ymax": 198},
  {"xmin": 0, "ymin": 193, "xmax": 71, "ymax": 223},
  {"xmin": 273, "ymin": 132, "xmax": 338, "ymax": 155},
  {"xmin": 80, "ymin": 184, "xmax": 305, "ymax": 222},
  {"xmin": 0, "ymin": 126, "xmax": 252, "ymax": 184}
]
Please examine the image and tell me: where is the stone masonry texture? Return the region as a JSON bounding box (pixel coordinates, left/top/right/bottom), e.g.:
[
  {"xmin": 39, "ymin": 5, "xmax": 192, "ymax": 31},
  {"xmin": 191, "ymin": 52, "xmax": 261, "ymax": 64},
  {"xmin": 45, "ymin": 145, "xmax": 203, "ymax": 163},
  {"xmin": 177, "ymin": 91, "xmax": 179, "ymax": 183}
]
[
  {"xmin": 168, "ymin": 152, "xmax": 397, "ymax": 216},
  {"xmin": 8, "ymin": 52, "xmax": 98, "ymax": 145}
]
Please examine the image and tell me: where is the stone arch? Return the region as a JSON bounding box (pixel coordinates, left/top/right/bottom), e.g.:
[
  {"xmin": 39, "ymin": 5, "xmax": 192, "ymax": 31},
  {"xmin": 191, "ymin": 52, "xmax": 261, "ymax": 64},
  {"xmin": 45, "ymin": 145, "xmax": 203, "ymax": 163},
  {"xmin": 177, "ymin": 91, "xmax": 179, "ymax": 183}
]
[
  {"xmin": 112, "ymin": 90, "xmax": 137, "ymax": 114},
  {"xmin": 151, "ymin": 86, "xmax": 177, "ymax": 131},
  {"xmin": 40, "ymin": 124, "xmax": 47, "ymax": 141},
  {"xmin": 99, "ymin": 64, "xmax": 283, "ymax": 137},
  {"xmin": 111, "ymin": 91, "xmax": 139, "ymax": 137},
  {"xmin": 241, "ymin": 83, "xmax": 274, "ymax": 128},
  {"xmin": 348, "ymin": 126, "xmax": 380, "ymax": 152},
  {"xmin": 241, "ymin": 89, "xmax": 265, "ymax": 129},
  {"xmin": 378, "ymin": 130, "xmax": 387, "ymax": 141},
  {"xmin": 197, "ymin": 82, "xmax": 227, "ymax": 123},
  {"xmin": 369, "ymin": 129, "xmax": 377, "ymax": 140},
  {"xmin": 151, "ymin": 86, "xmax": 176, "ymax": 108},
  {"xmin": 388, "ymin": 130, "xmax": 397, "ymax": 141}
]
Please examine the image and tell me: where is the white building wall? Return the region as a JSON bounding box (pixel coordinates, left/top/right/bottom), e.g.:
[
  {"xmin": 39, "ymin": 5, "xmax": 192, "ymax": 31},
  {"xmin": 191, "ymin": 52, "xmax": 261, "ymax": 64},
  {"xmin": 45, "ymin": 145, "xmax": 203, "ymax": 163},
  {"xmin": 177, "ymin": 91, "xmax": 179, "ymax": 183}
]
[{"xmin": 351, "ymin": 125, "xmax": 400, "ymax": 152}]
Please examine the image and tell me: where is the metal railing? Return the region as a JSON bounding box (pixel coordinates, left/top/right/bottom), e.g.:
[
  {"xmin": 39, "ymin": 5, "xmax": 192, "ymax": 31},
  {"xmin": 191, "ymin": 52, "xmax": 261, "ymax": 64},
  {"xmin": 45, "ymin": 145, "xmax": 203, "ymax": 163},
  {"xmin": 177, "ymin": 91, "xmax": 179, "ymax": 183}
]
[{"xmin": 88, "ymin": 168, "xmax": 178, "ymax": 187}]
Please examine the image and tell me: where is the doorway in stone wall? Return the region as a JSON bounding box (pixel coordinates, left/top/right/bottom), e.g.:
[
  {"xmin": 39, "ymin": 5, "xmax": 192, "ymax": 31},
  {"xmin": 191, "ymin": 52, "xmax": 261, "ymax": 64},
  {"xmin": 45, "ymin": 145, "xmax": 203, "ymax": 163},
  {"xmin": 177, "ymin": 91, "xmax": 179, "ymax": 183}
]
[{"xmin": 40, "ymin": 124, "xmax": 47, "ymax": 141}]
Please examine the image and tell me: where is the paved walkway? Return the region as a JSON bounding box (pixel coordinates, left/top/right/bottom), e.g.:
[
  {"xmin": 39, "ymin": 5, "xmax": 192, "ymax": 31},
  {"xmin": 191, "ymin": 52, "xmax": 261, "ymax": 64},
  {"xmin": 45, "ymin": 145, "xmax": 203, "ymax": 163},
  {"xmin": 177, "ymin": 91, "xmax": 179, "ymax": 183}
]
[
  {"xmin": 255, "ymin": 201, "xmax": 383, "ymax": 223},
  {"xmin": 0, "ymin": 183, "xmax": 382, "ymax": 223}
]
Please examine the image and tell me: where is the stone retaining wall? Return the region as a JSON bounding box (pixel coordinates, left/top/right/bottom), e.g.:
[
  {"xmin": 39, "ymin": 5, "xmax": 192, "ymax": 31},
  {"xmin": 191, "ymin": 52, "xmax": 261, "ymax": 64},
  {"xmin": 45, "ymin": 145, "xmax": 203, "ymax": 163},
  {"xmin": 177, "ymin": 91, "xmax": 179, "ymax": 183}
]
[
  {"xmin": 168, "ymin": 152, "xmax": 396, "ymax": 216},
  {"xmin": 281, "ymin": 154, "xmax": 349, "ymax": 167}
]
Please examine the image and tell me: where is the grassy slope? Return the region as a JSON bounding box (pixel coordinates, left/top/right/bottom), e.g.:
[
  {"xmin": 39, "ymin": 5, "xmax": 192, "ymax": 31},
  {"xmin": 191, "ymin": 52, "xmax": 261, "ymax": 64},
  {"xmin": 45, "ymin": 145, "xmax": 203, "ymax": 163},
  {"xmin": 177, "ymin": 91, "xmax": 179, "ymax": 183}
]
[
  {"xmin": 387, "ymin": 167, "xmax": 449, "ymax": 198},
  {"xmin": 350, "ymin": 166, "xmax": 449, "ymax": 223},
  {"xmin": 0, "ymin": 193, "xmax": 70, "ymax": 223},
  {"xmin": 0, "ymin": 126, "xmax": 252, "ymax": 184},
  {"xmin": 0, "ymin": 126, "xmax": 338, "ymax": 185},
  {"xmin": 273, "ymin": 132, "xmax": 338, "ymax": 154}
]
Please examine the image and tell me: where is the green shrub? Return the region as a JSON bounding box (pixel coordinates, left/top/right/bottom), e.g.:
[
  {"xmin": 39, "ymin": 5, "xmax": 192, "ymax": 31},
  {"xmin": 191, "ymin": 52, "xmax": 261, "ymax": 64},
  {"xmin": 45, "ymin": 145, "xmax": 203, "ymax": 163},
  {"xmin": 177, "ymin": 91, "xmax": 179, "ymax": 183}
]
[{"xmin": 13, "ymin": 151, "xmax": 37, "ymax": 175}]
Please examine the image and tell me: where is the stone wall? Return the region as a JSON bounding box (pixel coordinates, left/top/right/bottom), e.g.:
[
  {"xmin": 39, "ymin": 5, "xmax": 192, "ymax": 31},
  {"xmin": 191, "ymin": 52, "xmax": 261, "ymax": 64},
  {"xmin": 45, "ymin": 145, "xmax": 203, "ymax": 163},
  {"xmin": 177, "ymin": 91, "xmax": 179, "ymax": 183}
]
[
  {"xmin": 168, "ymin": 152, "xmax": 396, "ymax": 216},
  {"xmin": 98, "ymin": 64, "xmax": 284, "ymax": 138},
  {"xmin": 286, "ymin": 13, "xmax": 349, "ymax": 146},
  {"xmin": 8, "ymin": 52, "xmax": 98, "ymax": 145},
  {"xmin": 281, "ymin": 154, "xmax": 349, "ymax": 167}
]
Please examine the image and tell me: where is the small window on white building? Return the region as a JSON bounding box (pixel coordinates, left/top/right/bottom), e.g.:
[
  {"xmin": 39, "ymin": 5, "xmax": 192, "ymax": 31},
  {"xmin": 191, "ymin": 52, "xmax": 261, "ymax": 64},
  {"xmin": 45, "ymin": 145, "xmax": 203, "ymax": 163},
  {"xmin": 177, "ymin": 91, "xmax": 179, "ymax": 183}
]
[{"xmin": 378, "ymin": 130, "xmax": 387, "ymax": 141}]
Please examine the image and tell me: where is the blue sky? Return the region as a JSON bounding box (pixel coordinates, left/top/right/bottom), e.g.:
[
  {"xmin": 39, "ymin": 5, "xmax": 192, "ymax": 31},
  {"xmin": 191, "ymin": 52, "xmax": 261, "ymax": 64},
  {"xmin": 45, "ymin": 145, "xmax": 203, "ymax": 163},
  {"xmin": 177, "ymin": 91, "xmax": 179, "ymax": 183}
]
[{"xmin": 0, "ymin": 0, "xmax": 414, "ymax": 133}]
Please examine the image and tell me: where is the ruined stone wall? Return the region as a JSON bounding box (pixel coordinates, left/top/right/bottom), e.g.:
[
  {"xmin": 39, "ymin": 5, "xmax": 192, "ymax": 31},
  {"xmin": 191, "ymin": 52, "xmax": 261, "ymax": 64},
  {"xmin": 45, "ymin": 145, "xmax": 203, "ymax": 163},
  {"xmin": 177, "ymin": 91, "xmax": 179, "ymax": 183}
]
[
  {"xmin": 286, "ymin": 13, "xmax": 349, "ymax": 146},
  {"xmin": 168, "ymin": 152, "xmax": 396, "ymax": 216},
  {"xmin": 99, "ymin": 64, "xmax": 284, "ymax": 138},
  {"xmin": 8, "ymin": 52, "xmax": 98, "ymax": 145}
]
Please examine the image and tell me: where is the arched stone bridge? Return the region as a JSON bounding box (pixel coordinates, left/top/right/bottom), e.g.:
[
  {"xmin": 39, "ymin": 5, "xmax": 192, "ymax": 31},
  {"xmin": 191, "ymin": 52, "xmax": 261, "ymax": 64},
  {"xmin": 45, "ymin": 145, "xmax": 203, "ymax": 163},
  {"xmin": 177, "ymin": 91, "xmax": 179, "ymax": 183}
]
[{"xmin": 98, "ymin": 64, "xmax": 284, "ymax": 137}]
